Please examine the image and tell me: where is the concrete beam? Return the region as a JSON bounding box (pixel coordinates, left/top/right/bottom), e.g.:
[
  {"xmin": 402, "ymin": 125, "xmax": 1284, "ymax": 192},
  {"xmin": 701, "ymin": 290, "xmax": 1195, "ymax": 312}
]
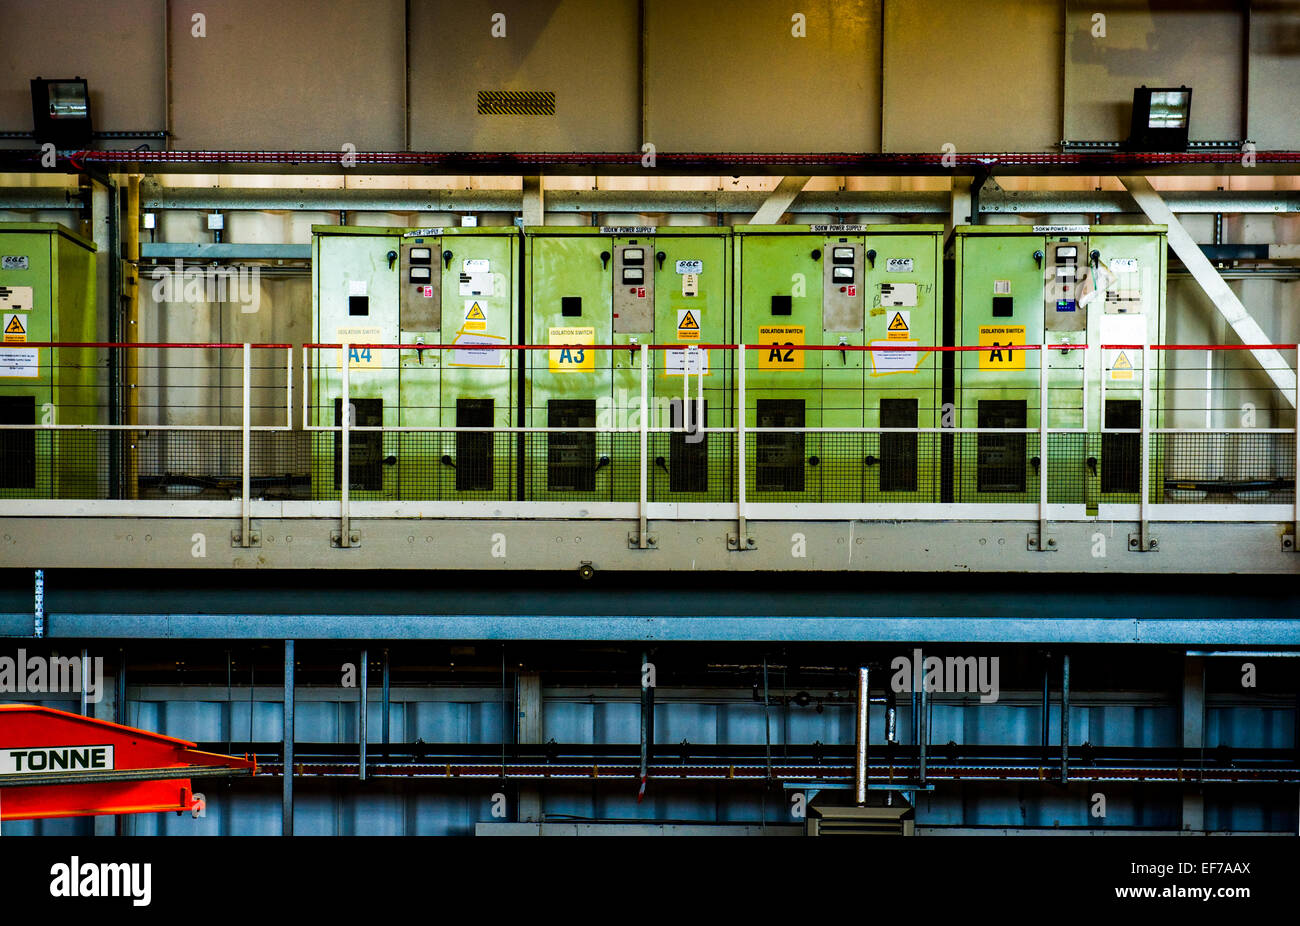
[
  {"xmin": 746, "ymin": 176, "xmax": 810, "ymax": 225},
  {"xmin": 521, "ymin": 176, "xmax": 544, "ymax": 227},
  {"xmin": 1120, "ymin": 175, "xmax": 1297, "ymax": 408}
]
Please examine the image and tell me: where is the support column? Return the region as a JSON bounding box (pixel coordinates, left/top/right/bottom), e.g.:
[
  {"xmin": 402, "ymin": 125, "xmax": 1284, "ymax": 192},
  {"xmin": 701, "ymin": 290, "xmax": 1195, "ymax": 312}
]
[
  {"xmin": 283, "ymin": 640, "xmax": 295, "ymax": 837},
  {"xmin": 517, "ymin": 671, "xmax": 542, "ymax": 823},
  {"xmin": 747, "ymin": 176, "xmax": 810, "ymax": 226},
  {"xmin": 1182, "ymin": 654, "xmax": 1206, "ymax": 832},
  {"xmin": 522, "ymin": 176, "xmax": 545, "ymax": 227},
  {"xmin": 93, "ymin": 653, "xmax": 117, "ymax": 836}
]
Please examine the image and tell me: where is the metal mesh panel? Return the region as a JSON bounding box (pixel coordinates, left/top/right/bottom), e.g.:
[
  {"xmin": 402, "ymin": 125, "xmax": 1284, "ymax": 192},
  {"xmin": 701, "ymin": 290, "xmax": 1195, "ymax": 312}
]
[
  {"xmin": 523, "ymin": 432, "xmax": 641, "ymax": 501},
  {"xmin": 1155, "ymin": 432, "xmax": 1296, "ymax": 504},
  {"xmin": 649, "ymin": 431, "xmax": 734, "ymax": 502},
  {"xmin": 952, "ymin": 432, "xmax": 1041, "ymax": 504}
]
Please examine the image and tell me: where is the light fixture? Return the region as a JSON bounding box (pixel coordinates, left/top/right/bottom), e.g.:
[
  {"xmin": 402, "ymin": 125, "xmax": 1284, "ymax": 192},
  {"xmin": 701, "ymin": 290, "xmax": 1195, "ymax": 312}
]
[
  {"xmin": 1127, "ymin": 85, "xmax": 1192, "ymax": 152},
  {"xmin": 30, "ymin": 77, "xmax": 93, "ymax": 149}
]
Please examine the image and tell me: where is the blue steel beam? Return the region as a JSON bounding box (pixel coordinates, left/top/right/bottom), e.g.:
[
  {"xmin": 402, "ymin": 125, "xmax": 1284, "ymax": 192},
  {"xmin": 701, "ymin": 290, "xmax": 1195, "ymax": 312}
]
[{"xmin": 2, "ymin": 612, "xmax": 1300, "ymax": 644}]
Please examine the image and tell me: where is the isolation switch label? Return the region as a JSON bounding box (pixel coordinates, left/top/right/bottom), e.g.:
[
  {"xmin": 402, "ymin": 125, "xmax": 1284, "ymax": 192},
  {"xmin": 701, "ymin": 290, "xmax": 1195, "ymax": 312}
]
[
  {"xmin": 758, "ymin": 325, "xmax": 805, "ymax": 370},
  {"xmin": 548, "ymin": 326, "xmax": 595, "ymax": 372},
  {"xmin": 978, "ymin": 325, "xmax": 1026, "ymax": 371}
]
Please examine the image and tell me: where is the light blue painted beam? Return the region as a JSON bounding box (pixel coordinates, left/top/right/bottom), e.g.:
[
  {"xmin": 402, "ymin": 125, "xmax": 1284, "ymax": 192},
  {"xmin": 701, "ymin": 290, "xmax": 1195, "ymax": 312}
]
[
  {"xmin": 141, "ymin": 242, "xmax": 311, "ymax": 260},
  {"xmin": 3, "ymin": 613, "xmax": 1300, "ymax": 645}
]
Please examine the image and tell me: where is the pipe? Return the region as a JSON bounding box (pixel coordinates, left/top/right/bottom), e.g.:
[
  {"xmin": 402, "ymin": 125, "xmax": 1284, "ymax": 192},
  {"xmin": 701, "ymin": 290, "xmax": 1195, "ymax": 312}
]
[
  {"xmin": 639, "ymin": 650, "xmax": 653, "ymax": 800},
  {"xmin": 283, "ymin": 639, "xmax": 295, "ymax": 837},
  {"xmin": 359, "ymin": 647, "xmax": 368, "ymax": 782},
  {"xmin": 1061, "ymin": 653, "xmax": 1071, "ymax": 784},
  {"xmin": 855, "ymin": 666, "xmax": 870, "ymax": 804},
  {"xmin": 382, "ymin": 647, "xmax": 390, "ymax": 746},
  {"xmin": 1041, "ymin": 653, "xmax": 1050, "ymax": 760}
]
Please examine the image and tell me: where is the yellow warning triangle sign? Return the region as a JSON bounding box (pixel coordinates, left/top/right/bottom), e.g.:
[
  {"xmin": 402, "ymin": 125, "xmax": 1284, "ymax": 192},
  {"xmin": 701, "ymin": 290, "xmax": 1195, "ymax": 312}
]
[
  {"xmin": 4, "ymin": 315, "xmax": 24, "ymax": 335},
  {"xmin": 887, "ymin": 312, "xmax": 908, "ymax": 331},
  {"xmin": 678, "ymin": 310, "xmax": 699, "ymax": 330},
  {"xmin": 1113, "ymin": 351, "xmax": 1132, "ymax": 370},
  {"xmin": 466, "ymin": 302, "xmax": 485, "ymax": 320}
]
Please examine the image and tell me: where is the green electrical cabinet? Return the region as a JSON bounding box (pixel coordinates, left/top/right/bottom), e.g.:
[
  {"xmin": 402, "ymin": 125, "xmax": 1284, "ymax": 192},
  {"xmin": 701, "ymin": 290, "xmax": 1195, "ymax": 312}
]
[
  {"xmin": 0, "ymin": 222, "xmax": 97, "ymax": 499},
  {"xmin": 311, "ymin": 225, "xmax": 520, "ymax": 500},
  {"xmin": 950, "ymin": 224, "xmax": 1166, "ymax": 506},
  {"xmin": 735, "ymin": 224, "xmax": 944, "ymax": 503},
  {"xmin": 524, "ymin": 225, "xmax": 732, "ymax": 502}
]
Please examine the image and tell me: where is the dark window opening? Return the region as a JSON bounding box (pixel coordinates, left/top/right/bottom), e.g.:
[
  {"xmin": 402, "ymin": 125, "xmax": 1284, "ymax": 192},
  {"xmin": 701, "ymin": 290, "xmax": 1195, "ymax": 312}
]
[
  {"xmin": 348, "ymin": 295, "xmax": 369, "ymax": 316},
  {"xmin": 547, "ymin": 399, "xmax": 596, "ymax": 491},
  {"xmin": 0, "ymin": 395, "xmax": 34, "ymax": 489},
  {"xmin": 879, "ymin": 398, "xmax": 918, "ymax": 492},
  {"xmin": 456, "ymin": 398, "xmax": 494, "ymax": 491},
  {"xmin": 333, "ymin": 397, "xmax": 383, "ymax": 491},
  {"xmin": 977, "ymin": 400, "xmax": 1026, "ymax": 493},
  {"xmin": 561, "ymin": 296, "xmax": 582, "ymax": 317},
  {"xmin": 756, "ymin": 399, "xmax": 804, "ymax": 492},
  {"xmin": 992, "ymin": 296, "xmax": 1014, "ymax": 317},
  {"xmin": 668, "ymin": 398, "xmax": 708, "ymax": 493},
  {"xmin": 1102, "ymin": 399, "xmax": 1141, "ymax": 494},
  {"xmin": 770, "ymin": 295, "xmax": 792, "ymax": 316}
]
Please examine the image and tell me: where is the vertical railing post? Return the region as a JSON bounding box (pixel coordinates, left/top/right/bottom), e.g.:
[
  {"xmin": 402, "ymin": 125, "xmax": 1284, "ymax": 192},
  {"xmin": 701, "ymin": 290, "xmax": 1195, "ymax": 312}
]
[
  {"xmin": 285, "ymin": 345, "xmax": 294, "ymax": 431},
  {"xmin": 1140, "ymin": 340, "xmax": 1151, "ymax": 550},
  {"xmin": 736, "ymin": 344, "xmax": 747, "ymax": 543},
  {"xmin": 639, "ymin": 344, "xmax": 649, "ymax": 549},
  {"xmin": 240, "ymin": 343, "xmax": 252, "ymax": 548},
  {"xmin": 340, "ymin": 344, "xmax": 352, "ymax": 548},
  {"xmin": 1038, "ymin": 339, "xmax": 1049, "ymax": 548}
]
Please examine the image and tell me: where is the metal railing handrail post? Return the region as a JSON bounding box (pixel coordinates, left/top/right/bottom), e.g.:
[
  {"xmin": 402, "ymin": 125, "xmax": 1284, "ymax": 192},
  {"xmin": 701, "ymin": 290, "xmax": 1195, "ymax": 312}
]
[{"xmin": 240, "ymin": 343, "xmax": 252, "ymax": 547}]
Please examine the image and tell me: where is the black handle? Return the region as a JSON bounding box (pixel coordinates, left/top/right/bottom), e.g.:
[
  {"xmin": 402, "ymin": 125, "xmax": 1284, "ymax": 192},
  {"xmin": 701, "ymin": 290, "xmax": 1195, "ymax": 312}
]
[
  {"xmin": 1086, "ymin": 456, "xmax": 1098, "ymax": 475},
  {"xmin": 382, "ymin": 455, "xmax": 397, "ymax": 466},
  {"xmin": 808, "ymin": 455, "xmax": 820, "ymax": 467},
  {"xmin": 1033, "ymin": 249, "xmax": 1044, "ymax": 269},
  {"xmin": 595, "ymin": 455, "xmax": 611, "ymax": 471},
  {"xmin": 1030, "ymin": 456, "xmax": 1041, "ymax": 470},
  {"xmin": 440, "ymin": 454, "xmax": 455, "ymax": 468},
  {"xmin": 386, "ymin": 250, "xmax": 398, "ymax": 270},
  {"xmin": 866, "ymin": 248, "xmax": 877, "ymax": 268},
  {"xmin": 811, "ymin": 248, "xmax": 822, "ymax": 261},
  {"xmin": 656, "ymin": 251, "xmax": 666, "ymax": 270},
  {"xmin": 1090, "ymin": 249, "xmax": 1101, "ymax": 270},
  {"xmin": 654, "ymin": 455, "xmax": 668, "ymax": 473},
  {"xmin": 864, "ymin": 454, "xmax": 878, "ymax": 466},
  {"xmin": 442, "ymin": 249, "xmax": 453, "ymax": 270},
  {"xmin": 600, "ymin": 250, "xmax": 611, "ymax": 270}
]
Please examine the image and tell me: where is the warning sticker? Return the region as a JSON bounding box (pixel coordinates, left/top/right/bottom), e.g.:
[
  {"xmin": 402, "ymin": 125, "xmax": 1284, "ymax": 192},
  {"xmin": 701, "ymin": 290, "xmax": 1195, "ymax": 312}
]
[
  {"xmin": 0, "ymin": 347, "xmax": 39, "ymax": 378},
  {"xmin": 335, "ymin": 327, "xmax": 382, "ymax": 370},
  {"xmin": 758, "ymin": 325, "xmax": 805, "ymax": 371},
  {"xmin": 4, "ymin": 313, "xmax": 27, "ymax": 342},
  {"xmin": 548, "ymin": 326, "xmax": 596, "ymax": 373},
  {"xmin": 464, "ymin": 300, "xmax": 487, "ymax": 331},
  {"xmin": 676, "ymin": 308, "xmax": 701, "ymax": 341},
  {"xmin": 0, "ymin": 285, "xmax": 33, "ymax": 312},
  {"xmin": 977, "ymin": 325, "xmax": 1026, "ymax": 371},
  {"xmin": 885, "ymin": 310, "xmax": 910, "ymax": 341},
  {"xmin": 870, "ymin": 340, "xmax": 922, "ymax": 375},
  {"xmin": 450, "ymin": 331, "xmax": 506, "ymax": 368},
  {"xmin": 1110, "ymin": 350, "xmax": 1134, "ymax": 381},
  {"xmin": 664, "ymin": 347, "xmax": 710, "ymax": 376}
]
